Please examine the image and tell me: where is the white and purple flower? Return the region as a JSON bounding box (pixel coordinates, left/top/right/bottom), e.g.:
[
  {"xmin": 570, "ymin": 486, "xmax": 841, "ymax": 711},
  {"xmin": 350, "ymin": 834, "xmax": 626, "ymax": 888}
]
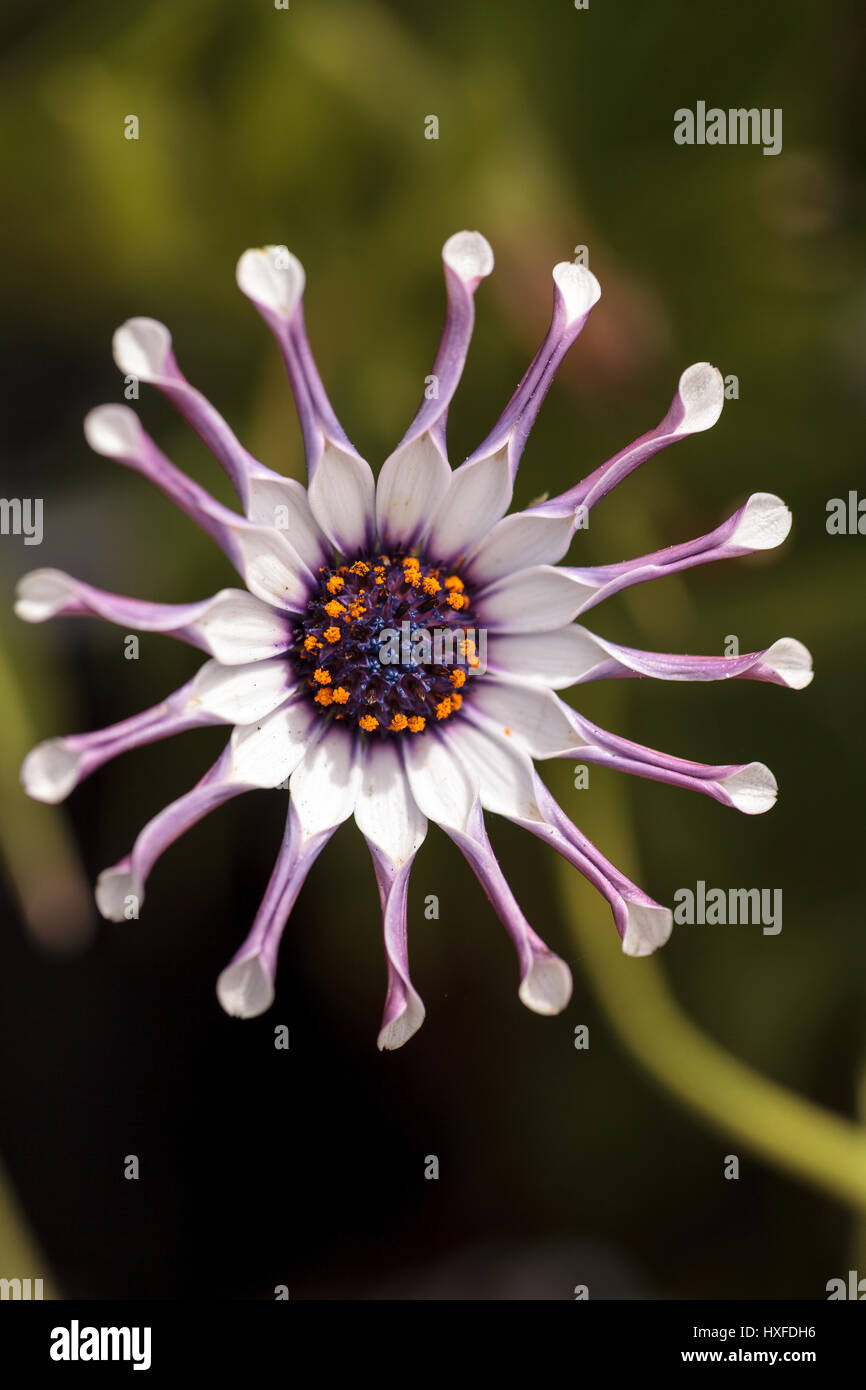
[{"xmin": 16, "ymin": 233, "xmax": 813, "ymax": 1049}]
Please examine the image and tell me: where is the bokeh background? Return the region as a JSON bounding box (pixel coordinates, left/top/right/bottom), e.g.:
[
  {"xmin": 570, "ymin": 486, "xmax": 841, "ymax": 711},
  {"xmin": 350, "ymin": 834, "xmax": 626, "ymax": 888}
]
[{"xmin": 1, "ymin": 0, "xmax": 864, "ymax": 1299}]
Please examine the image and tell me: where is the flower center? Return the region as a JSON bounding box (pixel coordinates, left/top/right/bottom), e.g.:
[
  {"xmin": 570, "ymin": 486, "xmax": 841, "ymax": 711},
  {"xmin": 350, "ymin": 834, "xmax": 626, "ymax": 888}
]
[{"xmin": 291, "ymin": 553, "xmax": 479, "ymax": 735}]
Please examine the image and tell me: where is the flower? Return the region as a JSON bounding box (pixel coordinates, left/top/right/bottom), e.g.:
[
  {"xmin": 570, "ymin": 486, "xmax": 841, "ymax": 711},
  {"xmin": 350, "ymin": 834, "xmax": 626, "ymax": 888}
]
[{"xmin": 16, "ymin": 233, "xmax": 813, "ymax": 1050}]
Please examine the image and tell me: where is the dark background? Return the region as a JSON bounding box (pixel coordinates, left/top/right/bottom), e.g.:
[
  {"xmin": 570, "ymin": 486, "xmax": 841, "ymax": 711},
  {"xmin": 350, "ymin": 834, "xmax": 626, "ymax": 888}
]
[{"xmin": 0, "ymin": 0, "xmax": 864, "ymax": 1299}]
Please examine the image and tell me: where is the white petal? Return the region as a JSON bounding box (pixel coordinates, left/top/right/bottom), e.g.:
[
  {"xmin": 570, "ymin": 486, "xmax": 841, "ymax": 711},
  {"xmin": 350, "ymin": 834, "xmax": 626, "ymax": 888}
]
[
  {"xmin": 20, "ymin": 740, "xmax": 80, "ymax": 803},
  {"xmin": 720, "ymin": 763, "xmax": 778, "ymax": 814},
  {"xmin": 216, "ymin": 958, "xmax": 274, "ymax": 1018},
  {"xmin": 192, "ymin": 589, "xmax": 292, "ymax": 665},
  {"xmin": 14, "ymin": 569, "xmax": 79, "ymax": 622},
  {"xmin": 229, "ymin": 701, "xmax": 316, "ymax": 788},
  {"xmin": 84, "ymin": 404, "xmax": 144, "ymax": 457},
  {"xmin": 552, "ymin": 261, "xmax": 602, "ymax": 324},
  {"xmin": 307, "ymin": 442, "xmax": 376, "ymax": 556},
  {"xmin": 621, "ymin": 903, "xmax": 673, "ymax": 957},
  {"xmin": 354, "ymin": 741, "xmax": 426, "ymax": 865},
  {"xmin": 190, "ymin": 658, "xmax": 295, "ymax": 725},
  {"xmin": 95, "ymin": 865, "xmax": 144, "ymax": 923},
  {"xmin": 465, "ymin": 510, "xmax": 576, "ymax": 587},
  {"xmin": 728, "ymin": 493, "xmax": 792, "ymax": 550},
  {"xmin": 378, "ymin": 994, "xmax": 426, "ymax": 1052},
  {"xmin": 477, "ymin": 566, "xmax": 593, "ymax": 634},
  {"xmin": 672, "ymin": 362, "xmax": 724, "ymax": 435},
  {"xmin": 375, "ymin": 434, "xmax": 451, "ymax": 548},
  {"xmin": 231, "ymin": 526, "xmax": 312, "ymax": 610},
  {"xmin": 470, "ymin": 680, "xmax": 587, "ymax": 757},
  {"xmin": 518, "ymin": 955, "xmax": 573, "ymax": 1014},
  {"xmin": 244, "ymin": 476, "xmax": 330, "ymax": 571},
  {"xmin": 487, "ymin": 626, "xmax": 607, "ymax": 685},
  {"xmin": 112, "ymin": 318, "xmax": 173, "ymax": 381},
  {"xmin": 761, "ymin": 638, "xmax": 814, "ymax": 690},
  {"xmin": 444, "ymin": 719, "xmax": 541, "ymax": 822},
  {"xmin": 402, "ymin": 732, "xmax": 478, "ymax": 833},
  {"xmin": 236, "ymin": 246, "xmax": 305, "ymax": 319},
  {"xmin": 426, "ymin": 446, "xmax": 513, "ymax": 563},
  {"xmin": 442, "ymin": 229, "xmax": 494, "ymax": 281},
  {"xmin": 289, "ymin": 726, "xmax": 361, "ymax": 835}
]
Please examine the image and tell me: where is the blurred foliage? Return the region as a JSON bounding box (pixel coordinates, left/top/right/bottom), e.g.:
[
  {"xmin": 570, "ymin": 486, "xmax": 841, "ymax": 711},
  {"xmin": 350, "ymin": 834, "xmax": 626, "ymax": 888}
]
[{"xmin": 0, "ymin": 0, "xmax": 865, "ymax": 1299}]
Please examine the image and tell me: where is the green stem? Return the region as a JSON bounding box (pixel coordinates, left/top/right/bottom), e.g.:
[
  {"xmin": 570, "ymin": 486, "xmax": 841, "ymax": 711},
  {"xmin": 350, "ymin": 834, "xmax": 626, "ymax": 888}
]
[{"xmin": 550, "ymin": 761, "xmax": 866, "ymax": 1213}]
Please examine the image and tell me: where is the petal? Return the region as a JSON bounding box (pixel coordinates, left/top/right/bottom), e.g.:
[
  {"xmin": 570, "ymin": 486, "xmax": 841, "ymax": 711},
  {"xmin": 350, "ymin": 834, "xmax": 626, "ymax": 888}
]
[
  {"xmin": 15, "ymin": 571, "xmax": 294, "ymax": 664},
  {"xmin": 354, "ymin": 740, "xmax": 427, "ymax": 866},
  {"xmin": 467, "ymin": 678, "xmax": 590, "ymax": 758},
  {"xmin": 112, "ymin": 316, "xmax": 279, "ymax": 512},
  {"xmin": 476, "ymin": 568, "xmax": 596, "ymax": 635},
  {"xmin": 95, "ymin": 747, "xmax": 243, "ymax": 920},
  {"xmin": 243, "ymin": 476, "xmax": 330, "ymax": 572},
  {"xmin": 85, "ymin": 404, "xmax": 314, "ymax": 610},
  {"xmin": 288, "ymin": 724, "xmax": 362, "ymax": 834},
  {"xmin": 189, "ymin": 657, "xmax": 296, "ymax": 724},
  {"xmin": 229, "ymin": 699, "xmax": 318, "ymax": 788},
  {"xmin": 488, "ymin": 626, "xmax": 815, "ymax": 690},
  {"xmin": 463, "ymin": 261, "xmax": 601, "ymax": 482},
  {"xmin": 469, "ymin": 684, "xmax": 779, "ymax": 815},
  {"xmin": 404, "ymin": 728, "xmax": 571, "ymax": 1013},
  {"xmin": 307, "ymin": 442, "xmax": 377, "ymax": 556},
  {"xmin": 217, "ymin": 799, "xmax": 333, "ymax": 1019},
  {"xmin": 425, "ymin": 446, "xmax": 513, "ymax": 566},
  {"xmin": 555, "ymin": 493, "xmax": 793, "ymax": 617},
  {"xmin": 375, "ymin": 433, "xmax": 452, "ymax": 551},
  {"xmin": 533, "ymin": 362, "xmax": 725, "ymax": 519},
  {"xmin": 396, "ymin": 230, "xmax": 494, "ymax": 451},
  {"xmin": 237, "ymin": 245, "xmax": 365, "ymax": 484},
  {"xmin": 463, "ymin": 509, "xmax": 577, "ymax": 588},
  {"xmin": 487, "ymin": 626, "xmax": 606, "ymax": 685},
  {"xmin": 356, "ymin": 743, "xmax": 428, "ymax": 1051},
  {"xmin": 401, "ymin": 729, "xmax": 479, "ymax": 834},
  {"xmin": 191, "ymin": 590, "xmax": 295, "ymax": 664},
  {"xmin": 444, "ymin": 719, "xmax": 672, "ymax": 957},
  {"xmin": 20, "ymin": 671, "xmax": 237, "ymax": 804}
]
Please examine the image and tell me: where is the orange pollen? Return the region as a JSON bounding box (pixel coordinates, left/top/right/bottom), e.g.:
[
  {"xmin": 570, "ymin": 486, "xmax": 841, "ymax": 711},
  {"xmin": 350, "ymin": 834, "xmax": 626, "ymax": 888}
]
[
  {"xmin": 350, "ymin": 560, "xmax": 370, "ymax": 576},
  {"xmin": 450, "ymin": 692, "xmax": 463, "ymax": 710},
  {"xmin": 323, "ymin": 625, "xmax": 342, "ymax": 644},
  {"xmin": 358, "ymin": 714, "xmax": 378, "ymax": 732},
  {"xmin": 324, "ymin": 600, "xmax": 345, "ymax": 618},
  {"xmin": 422, "ymin": 577, "xmax": 441, "ymax": 595},
  {"xmin": 348, "ymin": 600, "xmax": 367, "ymax": 619},
  {"xmin": 447, "ymin": 591, "xmax": 468, "ymax": 610},
  {"xmin": 313, "ymin": 668, "xmax": 331, "ymax": 685},
  {"xmin": 435, "ymin": 698, "xmax": 453, "ymax": 720},
  {"xmin": 407, "ymin": 716, "xmax": 426, "ymax": 733},
  {"xmin": 326, "ymin": 576, "xmax": 345, "ymax": 594},
  {"xmin": 314, "ymin": 688, "xmax": 333, "ymax": 706},
  {"xmin": 332, "ymin": 686, "xmax": 350, "ymax": 704},
  {"xmin": 389, "ymin": 713, "xmax": 409, "ymax": 732},
  {"xmin": 443, "ymin": 575, "xmax": 464, "ymax": 591},
  {"xmin": 450, "ymin": 669, "xmax": 466, "ymax": 688},
  {"xmin": 303, "ymin": 635, "xmax": 322, "ymax": 652}
]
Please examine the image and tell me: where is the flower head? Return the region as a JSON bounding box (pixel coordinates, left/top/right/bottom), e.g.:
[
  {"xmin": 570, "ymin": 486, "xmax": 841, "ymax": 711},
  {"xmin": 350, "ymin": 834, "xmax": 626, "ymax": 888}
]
[{"xmin": 17, "ymin": 232, "xmax": 812, "ymax": 1049}]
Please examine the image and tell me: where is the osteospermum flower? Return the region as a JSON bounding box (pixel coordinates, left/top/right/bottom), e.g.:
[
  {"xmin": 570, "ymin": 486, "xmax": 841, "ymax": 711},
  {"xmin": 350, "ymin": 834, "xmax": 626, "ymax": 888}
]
[{"xmin": 16, "ymin": 233, "xmax": 813, "ymax": 1049}]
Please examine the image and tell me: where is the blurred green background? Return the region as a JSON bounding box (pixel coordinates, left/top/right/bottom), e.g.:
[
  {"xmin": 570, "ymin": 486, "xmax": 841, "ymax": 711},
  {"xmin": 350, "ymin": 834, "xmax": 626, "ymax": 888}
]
[{"xmin": 0, "ymin": 0, "xmax": 864, "ymax": 1298}]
